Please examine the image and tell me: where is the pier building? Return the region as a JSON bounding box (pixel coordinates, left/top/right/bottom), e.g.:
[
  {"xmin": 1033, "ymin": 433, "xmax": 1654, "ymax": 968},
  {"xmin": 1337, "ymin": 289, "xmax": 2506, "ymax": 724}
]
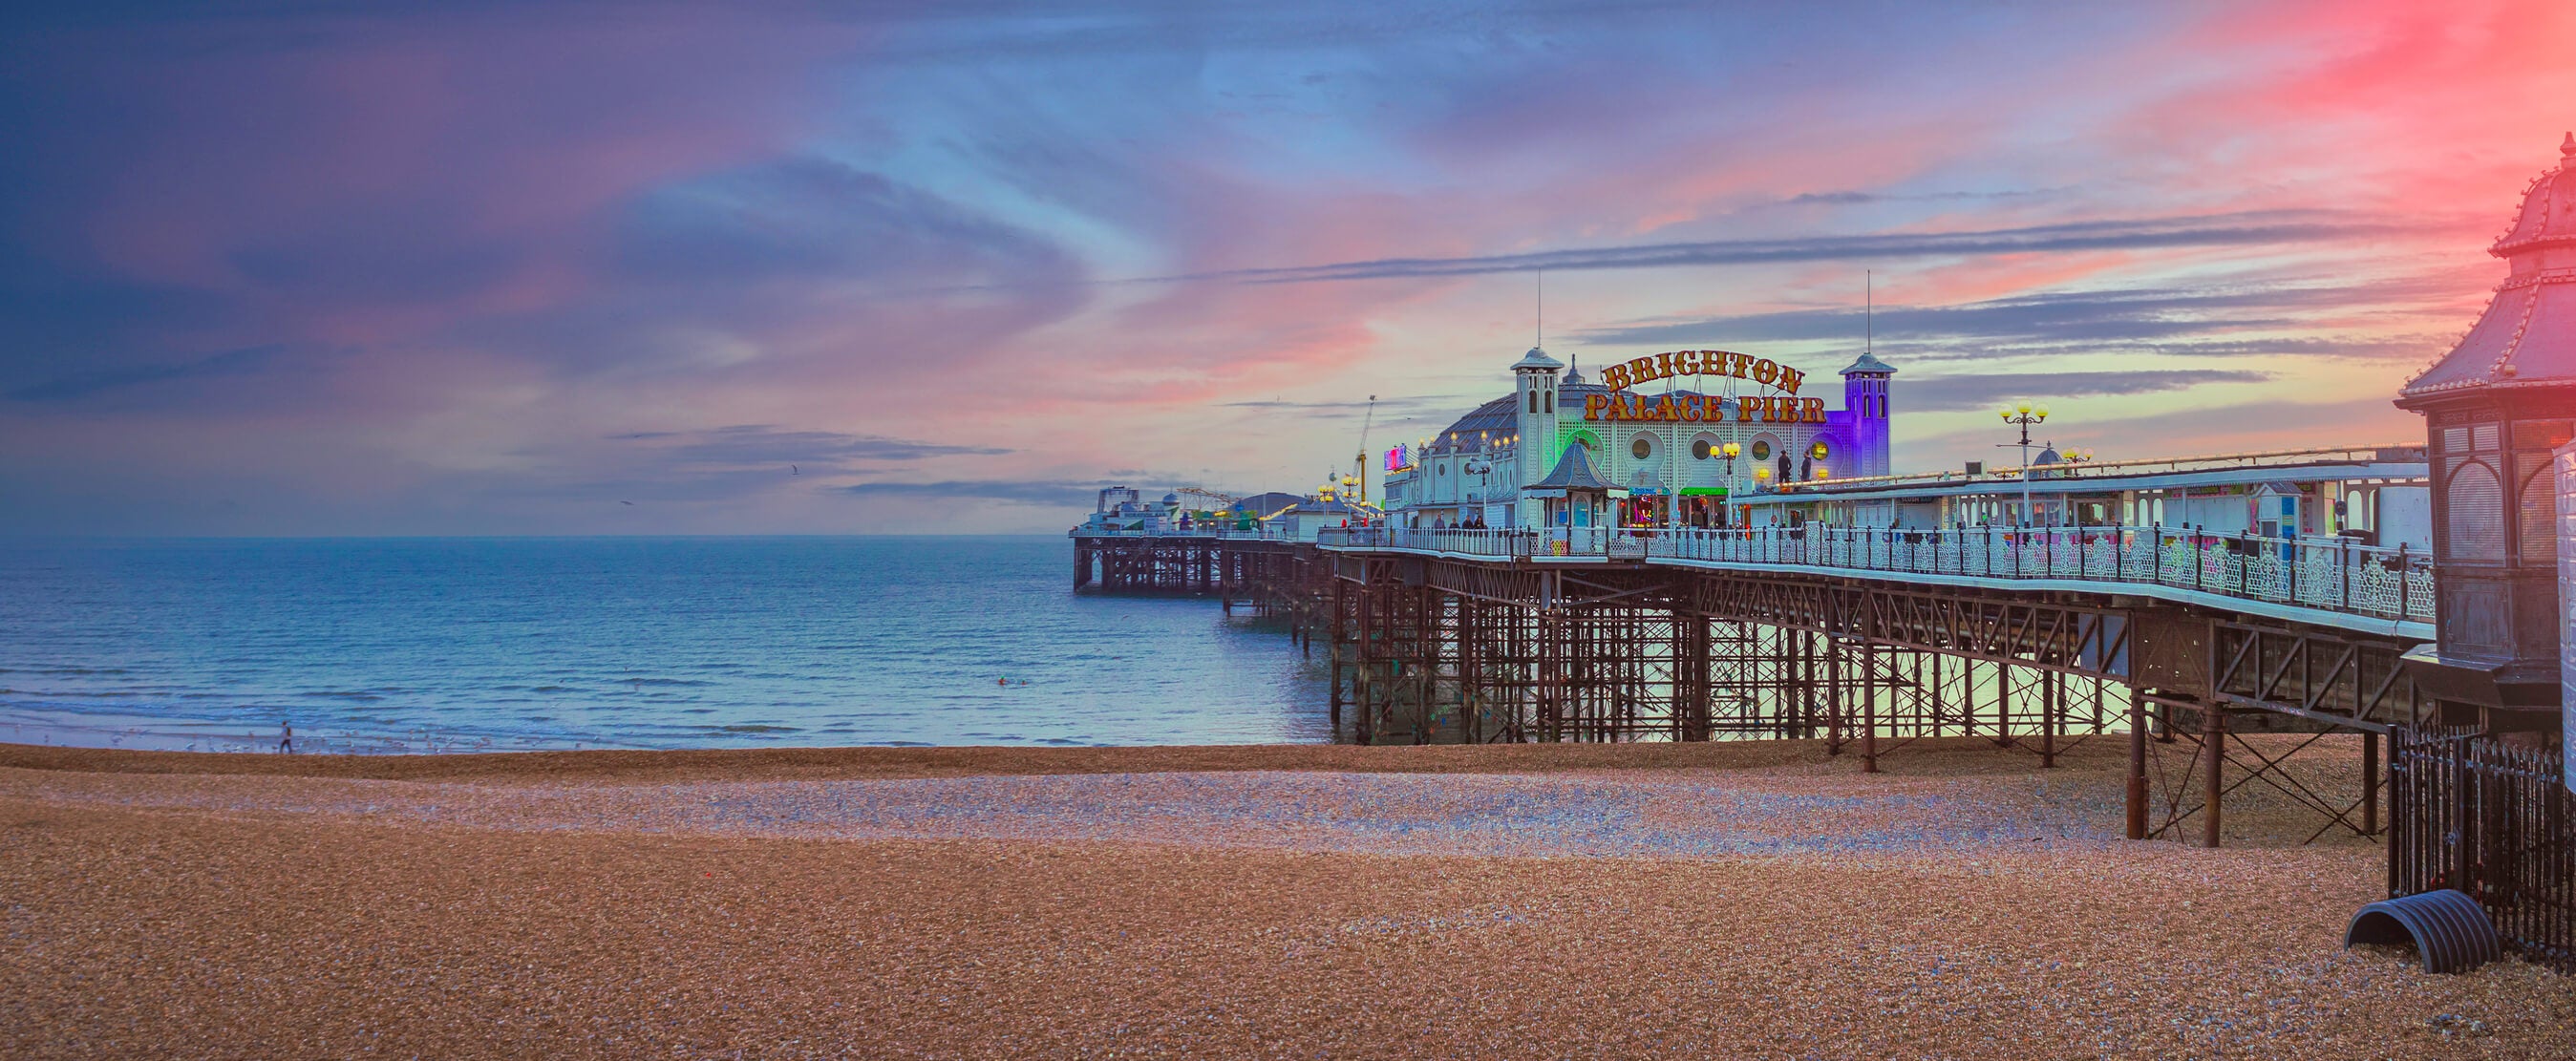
[
  {"xmin": 1747, "ymin": 444, "xmax": 2434, "ymax": 547},
  {"xmin": 1377, "ymin": 347, "xmax": 1892, "ymax": 531}
]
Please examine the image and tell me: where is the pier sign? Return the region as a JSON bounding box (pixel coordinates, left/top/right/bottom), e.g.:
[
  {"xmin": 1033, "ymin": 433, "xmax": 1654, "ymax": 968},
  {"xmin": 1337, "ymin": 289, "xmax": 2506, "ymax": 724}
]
[
  {"xmin": 1582, "ymin": 391, "xmax": 1826, "ymax": 424},
  {"xmin": 1599, "ymin": 350, "xmax": 1805, "ymax": 395}
]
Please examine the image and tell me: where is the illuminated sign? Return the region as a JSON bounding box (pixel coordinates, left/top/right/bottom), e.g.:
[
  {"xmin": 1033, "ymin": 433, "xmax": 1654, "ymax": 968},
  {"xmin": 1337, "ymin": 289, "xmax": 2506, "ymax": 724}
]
[
  {"xmin": 1585, "ymin": 350, "xmax": 1827, "ymax": 424},
  {"xmin": 1600, "ymin": 350, "xmax": 1804, "ymax": 394},
  {"xmin": 1384, "ymin": 444, "xmax": 1413, "ymax": 473},
  {"xmin": 1584, "ymin": 392, "xmax": 1825, "ymax": 424}
]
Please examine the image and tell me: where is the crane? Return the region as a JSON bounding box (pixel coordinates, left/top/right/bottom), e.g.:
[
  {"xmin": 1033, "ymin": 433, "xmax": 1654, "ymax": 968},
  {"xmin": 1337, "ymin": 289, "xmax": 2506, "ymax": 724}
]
[{"xmin": 1352, "ymin": 393, "xmax": 1376, "ymax": 506}]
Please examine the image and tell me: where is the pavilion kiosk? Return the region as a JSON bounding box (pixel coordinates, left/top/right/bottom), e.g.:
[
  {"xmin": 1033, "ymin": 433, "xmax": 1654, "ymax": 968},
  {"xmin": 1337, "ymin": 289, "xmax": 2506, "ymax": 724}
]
[
  {"xmin": 1522, "ymin": 444, "xmax": 1624, "ymax": 555},
  {"xmin": 2393, "ymin": 134, "xmax": 2576, "ymax": 736}
]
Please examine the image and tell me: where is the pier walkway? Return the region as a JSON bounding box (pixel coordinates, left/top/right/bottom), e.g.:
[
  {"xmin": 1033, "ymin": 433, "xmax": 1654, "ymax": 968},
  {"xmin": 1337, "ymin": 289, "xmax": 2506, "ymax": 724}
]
[{"xmin": 1317, "ymin": 523, "xmax": 2435, "ymax": 640}]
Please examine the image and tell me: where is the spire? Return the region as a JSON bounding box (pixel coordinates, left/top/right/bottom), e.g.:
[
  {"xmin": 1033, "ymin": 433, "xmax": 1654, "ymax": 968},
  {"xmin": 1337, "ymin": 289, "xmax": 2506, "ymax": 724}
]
[{"xmin": 2399, "ymin": 133, "xmax": 2576, "ymax": 402}]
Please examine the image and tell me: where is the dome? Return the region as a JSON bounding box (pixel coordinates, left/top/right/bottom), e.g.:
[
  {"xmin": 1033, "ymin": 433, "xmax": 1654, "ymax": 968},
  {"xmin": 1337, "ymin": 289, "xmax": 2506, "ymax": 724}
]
[
  {"xmin": 2489, "ymin": 132, "xmax": 2576, "ymax": 256},
  {"xmin": 1161, "ymin": 493, "xmax": 1180, "ymax": 505},
  {"xmin": 2399, "ymin": 133, "xmax": 2576, "ymax": 403},
  {"xmin": 1432, "ymin": 395, "xmax": 1518, "ymax": 446},
  {"xmin": 1841, "ymin": 351, "xmax": 1897, "ymax": 376},
  {"xmin": 1511, "ymin": 346, "xmax": 1564, "ymax": 372},
  {"xmin": 2035, "ymin": 446, "xmax": 2063, "ymax": 466}
]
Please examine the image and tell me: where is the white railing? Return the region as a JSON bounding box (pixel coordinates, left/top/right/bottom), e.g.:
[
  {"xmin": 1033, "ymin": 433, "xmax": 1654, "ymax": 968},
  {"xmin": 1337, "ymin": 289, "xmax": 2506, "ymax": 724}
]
[
  {"xmin": 1070, "ymin": 524, "xmax": 1288, "ymax": 541},
  {"xmin": 1319, "ymin": 524, "xmax": 2436, "ymax": 625}
]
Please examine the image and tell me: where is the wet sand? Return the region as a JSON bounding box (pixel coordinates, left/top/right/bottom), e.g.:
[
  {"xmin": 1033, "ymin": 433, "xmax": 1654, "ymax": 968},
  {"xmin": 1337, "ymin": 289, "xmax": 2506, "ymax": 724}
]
[{"xmin": 3, "ymin": 736, "xmax": 2569, "ymax": 1058}]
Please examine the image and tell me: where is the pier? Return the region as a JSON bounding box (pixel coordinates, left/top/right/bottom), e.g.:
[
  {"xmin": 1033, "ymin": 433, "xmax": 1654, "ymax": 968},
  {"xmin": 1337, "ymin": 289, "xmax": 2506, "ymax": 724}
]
[{"xmin": 1071, "ymin": 135, "xmax": 2576, "ymax": 972}]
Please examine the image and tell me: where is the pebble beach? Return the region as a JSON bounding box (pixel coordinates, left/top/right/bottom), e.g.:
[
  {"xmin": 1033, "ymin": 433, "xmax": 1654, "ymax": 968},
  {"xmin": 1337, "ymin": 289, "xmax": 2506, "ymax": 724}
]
[{"xmin": 5, "ymin": 735, "xmax": 2571, "ymax": 1059}]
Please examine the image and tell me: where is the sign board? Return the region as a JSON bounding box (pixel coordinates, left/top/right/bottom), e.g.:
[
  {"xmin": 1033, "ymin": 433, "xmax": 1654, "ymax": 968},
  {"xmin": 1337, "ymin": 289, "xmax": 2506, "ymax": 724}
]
[{"xmin": 1583, "ymin": 350, "xmax": 1826, "ymax": 424}]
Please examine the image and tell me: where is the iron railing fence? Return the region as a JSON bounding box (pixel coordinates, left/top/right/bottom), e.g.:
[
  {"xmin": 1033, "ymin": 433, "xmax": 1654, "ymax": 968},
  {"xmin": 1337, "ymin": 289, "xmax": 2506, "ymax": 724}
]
[
  {"xmin": 1317, "ymin": 524, "xmax": 2435, "ymax": 625},
  {"xmin": 2389, "ymin": 728, "xmax": 2575, "ymax": 972},
  {"xmin": 1070, "ymin": 525, "xmax": 1295, "ymax": 541}
]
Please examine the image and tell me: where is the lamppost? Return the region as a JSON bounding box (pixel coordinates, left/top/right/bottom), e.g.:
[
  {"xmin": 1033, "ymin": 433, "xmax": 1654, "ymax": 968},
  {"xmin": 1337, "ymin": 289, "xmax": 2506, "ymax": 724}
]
[
  {"xmin": 1997, "ymin": 401, "xmax": 2049, "ymax": 525},
  {"xmin": 1719, "ymin": 441, "xmax": 1740, "ymax": 527}
]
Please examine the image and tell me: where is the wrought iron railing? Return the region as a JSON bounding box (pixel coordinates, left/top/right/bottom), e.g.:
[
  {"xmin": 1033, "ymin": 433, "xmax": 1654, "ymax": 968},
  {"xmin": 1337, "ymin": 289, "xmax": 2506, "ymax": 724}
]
[
  {"xmin": 2390, "ymin": 729, "xmax": 2575, "ymax": 971},
  {"xmin": 1070, "ymin": 525, "xmax": 1289, "ymax": 540},
  {"xmin": 1317, "ymin": 524, "xmax": 2435, "ymax": 624}
]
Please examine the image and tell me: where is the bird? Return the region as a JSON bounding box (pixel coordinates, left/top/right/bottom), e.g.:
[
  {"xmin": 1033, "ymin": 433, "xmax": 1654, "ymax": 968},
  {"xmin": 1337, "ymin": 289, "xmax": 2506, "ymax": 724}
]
[
  {"xmin": 791, "ymin": 464, "xmax": 798, "ymax": 476},
  {"xmin": 621, "ymin": 500, "xmax": 634, "ymax": 506}
]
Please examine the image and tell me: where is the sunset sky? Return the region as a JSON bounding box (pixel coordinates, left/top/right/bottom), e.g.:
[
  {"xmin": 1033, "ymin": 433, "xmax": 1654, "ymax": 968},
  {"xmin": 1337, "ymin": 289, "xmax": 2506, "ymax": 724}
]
[{"xmin": 4, "ymin": 0, "xmax": 2573, "ymax": 534}]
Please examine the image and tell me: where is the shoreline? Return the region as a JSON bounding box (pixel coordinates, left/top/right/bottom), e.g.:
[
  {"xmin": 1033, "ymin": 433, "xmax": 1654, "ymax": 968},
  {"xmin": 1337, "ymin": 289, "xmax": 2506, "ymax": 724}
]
[{"xmin": 0, "ymin": 732, "xmax": 2159, "ymax": 783}]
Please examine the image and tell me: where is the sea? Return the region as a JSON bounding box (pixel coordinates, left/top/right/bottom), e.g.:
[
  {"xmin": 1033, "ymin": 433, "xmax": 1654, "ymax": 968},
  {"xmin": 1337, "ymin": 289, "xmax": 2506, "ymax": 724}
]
[{"xmin": 0, "ymin": 537, "xmax": 1332, "ymax": 753}]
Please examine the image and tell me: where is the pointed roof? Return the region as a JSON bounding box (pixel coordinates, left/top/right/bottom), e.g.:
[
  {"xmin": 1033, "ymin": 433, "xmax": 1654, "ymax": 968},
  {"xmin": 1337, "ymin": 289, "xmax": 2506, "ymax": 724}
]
[
  {"xmin": 2399, "ymin": 134, "xmax": 2576, "ymax": 404},
  {"xmin": 1530, "ymin": 443, "xmax": 1613, "ymax": 491},
  {"xmin": 1512, "ymin": 346, "xmax": 1564, "ymax": 372},
  {"xmin": 1842, "ymin": 351, "xmax": 1896, "ymax": 376}
]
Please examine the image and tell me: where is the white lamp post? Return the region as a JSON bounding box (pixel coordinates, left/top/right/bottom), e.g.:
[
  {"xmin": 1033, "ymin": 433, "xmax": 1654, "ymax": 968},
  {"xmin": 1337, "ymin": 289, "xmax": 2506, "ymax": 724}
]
[{"xmin": 1998, "ymin": 402, "xmax": 2050, "ymax": 525}]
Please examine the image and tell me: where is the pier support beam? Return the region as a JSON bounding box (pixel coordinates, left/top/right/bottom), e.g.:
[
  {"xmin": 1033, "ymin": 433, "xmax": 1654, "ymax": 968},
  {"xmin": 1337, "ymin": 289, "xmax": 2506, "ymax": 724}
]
[
  {"xmin": 2203, "ymin": 705, "xmax": 2226, "ymax": 850},
  {"xmin": 2126, "ymin": 689, "xmax": 2149, "ymax": 840},
  {"xmin": 2362, "ymin": 729, "xmax": 2379, "ymax": 837}
]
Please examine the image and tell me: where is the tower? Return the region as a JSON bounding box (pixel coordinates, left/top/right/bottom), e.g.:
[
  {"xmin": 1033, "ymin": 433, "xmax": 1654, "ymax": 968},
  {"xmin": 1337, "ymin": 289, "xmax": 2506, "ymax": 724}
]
[
  {"xmin": 2395, "ymin": 133, "xmax": 2576, "ymax": 732},
  {"xmin": 1511, "ymin": 347, "xmax": 1564, "ymax": 527},
  {"xmin": 1840, "ymin": 351, "xmax": 1897, "ymax": 478}
]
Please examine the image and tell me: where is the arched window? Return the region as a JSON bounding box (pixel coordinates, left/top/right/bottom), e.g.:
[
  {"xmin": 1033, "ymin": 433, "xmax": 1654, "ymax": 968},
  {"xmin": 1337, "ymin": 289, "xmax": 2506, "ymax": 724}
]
[
  {"xmin": 2518, "ymin": 456, "xmax": 2553, "ymax": 562},
  {"xmin": 1527, "ymin": 391, "xmax": 1539, "ymax": 414},
  {"xmin": 2444, "ymin": 459, "xmax": 2504, "ymax": 561},
  {"xmin": 1543, "ymin": 390, "xmax": 1553, "ymax": 414}
]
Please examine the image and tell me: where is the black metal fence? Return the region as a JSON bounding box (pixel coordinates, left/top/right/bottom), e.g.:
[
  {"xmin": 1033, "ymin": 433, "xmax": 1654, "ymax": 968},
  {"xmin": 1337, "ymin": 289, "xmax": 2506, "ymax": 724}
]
[{"xmin": 2389, "ymin": 727, "xmax": 2575, "ymax": 971}]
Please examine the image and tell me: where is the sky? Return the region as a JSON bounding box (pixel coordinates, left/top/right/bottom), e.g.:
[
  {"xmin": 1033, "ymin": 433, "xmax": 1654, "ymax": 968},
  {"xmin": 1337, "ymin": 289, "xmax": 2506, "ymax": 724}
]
[{"xmin": 3, "ymin": 0, "xmax": 2573, "ymax": 535}]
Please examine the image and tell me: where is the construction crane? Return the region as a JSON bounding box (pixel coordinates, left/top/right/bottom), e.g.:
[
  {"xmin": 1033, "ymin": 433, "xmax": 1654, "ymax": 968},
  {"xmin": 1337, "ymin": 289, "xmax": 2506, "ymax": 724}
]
[{"xmin": 1352, "ymin": 394, "xmax": 1376, "ymax": 506}]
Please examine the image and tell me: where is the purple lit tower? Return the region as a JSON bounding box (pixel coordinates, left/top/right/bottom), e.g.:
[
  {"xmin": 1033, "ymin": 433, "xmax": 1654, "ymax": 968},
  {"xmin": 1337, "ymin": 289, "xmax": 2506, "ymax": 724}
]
[{"xmin": 1833, "ymin": 352, "xmax": 1896, "ymax": 478}]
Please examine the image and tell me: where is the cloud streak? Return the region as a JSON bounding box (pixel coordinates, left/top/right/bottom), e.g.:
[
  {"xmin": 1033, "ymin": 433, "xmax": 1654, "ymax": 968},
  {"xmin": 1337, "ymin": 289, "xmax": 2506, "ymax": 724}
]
[
  {"xmin": 1575, "ymin": 279, "xmax": 2464, "ymax": 360},
  {"xmin": 1156, "ymin": 211, "xmax": 2416, "ymax": 286},
  {"xmin": 841, "ymin": 478, "xmax": 1128, "ymax": 507},
  {"xmin": 1900, "ymin": 370, "xmax": 2273, "ymax": 412}
]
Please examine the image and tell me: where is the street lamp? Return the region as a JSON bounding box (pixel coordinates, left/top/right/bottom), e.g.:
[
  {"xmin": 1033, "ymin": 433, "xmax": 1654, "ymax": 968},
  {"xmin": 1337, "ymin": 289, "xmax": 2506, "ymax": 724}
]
[{"xmin": 1998, "ymin": 403, "xmax": 2050, "ymax": 525}]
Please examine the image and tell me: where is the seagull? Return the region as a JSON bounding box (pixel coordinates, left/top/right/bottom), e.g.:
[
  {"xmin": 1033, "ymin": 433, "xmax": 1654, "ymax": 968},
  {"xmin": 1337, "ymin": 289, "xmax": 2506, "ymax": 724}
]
[
  {"xmin": 621, "ymin": 500, "xmax": 634, "ymax": 506},
  {"xmin": 791, "ymin": 464, "xmax": 798, "ymax": 476}
]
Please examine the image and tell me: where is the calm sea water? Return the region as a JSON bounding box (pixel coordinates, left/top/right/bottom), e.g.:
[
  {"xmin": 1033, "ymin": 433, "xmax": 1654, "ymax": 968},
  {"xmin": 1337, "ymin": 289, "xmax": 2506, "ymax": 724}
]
[{"xmin": 0, "ymin": 537, "xmax": 1331, "ymax": 753}]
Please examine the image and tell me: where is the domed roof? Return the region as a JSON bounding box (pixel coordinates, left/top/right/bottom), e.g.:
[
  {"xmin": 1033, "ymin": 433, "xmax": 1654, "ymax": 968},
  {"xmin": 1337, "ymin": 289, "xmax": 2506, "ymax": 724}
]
[
  {"xmin": 1431, "ymin": 395, "xmax": 1518, "ymax": 448},
  {"xmin": 2489, "ymin": 132, "xmax": 2576, "ymax": 256},
  {"xmin": 1841, "ymin": 351, "xmax": 1897, "ymax": 376},
  {"xmin": 1512, "ymin": 346, "xmax": 1564, "ymax": 372},
  {"xmin": 2399, "ymin": 134, "xmax": 2576, "ymax": 403},
  {"xmin": 1161, "ymin": 493, "xmax": 1180, "ymax": 504}
]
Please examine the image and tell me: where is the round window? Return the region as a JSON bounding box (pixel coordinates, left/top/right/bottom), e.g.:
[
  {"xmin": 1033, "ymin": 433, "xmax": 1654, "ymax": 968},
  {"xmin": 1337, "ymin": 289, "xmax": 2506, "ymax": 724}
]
[
  {"xmin": 1631, "ymin": 437, "xmax": 1652, "ymax": 459},
  {"xmin": 1751, "ymin": 439, "xmax": 1772, "ymax": 460},
  {"xmin": 1690, "ymin": 439, "xmax": 1712, "ymax": 460}
]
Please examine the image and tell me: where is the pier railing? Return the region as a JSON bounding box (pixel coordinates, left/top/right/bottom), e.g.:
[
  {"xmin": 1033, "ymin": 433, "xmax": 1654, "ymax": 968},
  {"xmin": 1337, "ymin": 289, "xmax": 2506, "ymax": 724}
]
[
  {"xmin": 1071, "ymin": 525, "xmax": 1292, "ymax": 541},
  {"xmin": 1317, "ymin": 524, "xmax": 2436, "ymax": 625}
]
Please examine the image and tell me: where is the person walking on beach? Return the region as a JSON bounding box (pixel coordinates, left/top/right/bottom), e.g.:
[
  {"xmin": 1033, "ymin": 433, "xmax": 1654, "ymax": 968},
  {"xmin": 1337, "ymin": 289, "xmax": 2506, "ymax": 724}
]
[{"xmin": 278, "ymin": 722, "xmax": 294, "ymax": 754}]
